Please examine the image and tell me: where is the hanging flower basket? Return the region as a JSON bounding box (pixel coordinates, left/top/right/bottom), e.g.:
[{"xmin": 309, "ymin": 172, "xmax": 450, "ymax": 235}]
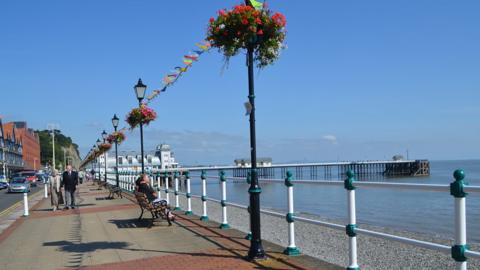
[
  {"xmin": 98, "ymin": 143, "xmax": 112, "ymax": 153},
  {"xmin": 107, "ymin": 131, "xmax": 126, "ymax": 145},
  {"xmin": 126, "ymin": 105, "xmax": 157, "ymax": 129},
  {"xmin": 207, "ymin": 3, "xmax": 286, "ymax": 68}
]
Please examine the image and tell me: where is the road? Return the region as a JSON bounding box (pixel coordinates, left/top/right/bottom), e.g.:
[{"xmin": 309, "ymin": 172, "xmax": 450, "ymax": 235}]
[{"xmin": 0, "ymin": 182, "xmax": 44, "ymax": 216}]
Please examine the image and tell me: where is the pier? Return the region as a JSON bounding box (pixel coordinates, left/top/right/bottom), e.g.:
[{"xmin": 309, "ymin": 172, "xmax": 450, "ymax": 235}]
[{"xmin": 232, "ymin": 160, "xmax": 430, "ymax": 180}]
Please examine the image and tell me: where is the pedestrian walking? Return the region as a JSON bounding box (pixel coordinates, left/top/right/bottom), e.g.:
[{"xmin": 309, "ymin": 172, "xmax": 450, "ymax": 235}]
[
  {"xmin": 49, "ymin": 169, "xmax": 63, "ymax": 211},
  {"xmin": 62, "ymin": 165, "xmax": 78, "ymax": 210},
  {"xmin": 79, "ymin": 170, "xmax": 85, "ymax": 184}
]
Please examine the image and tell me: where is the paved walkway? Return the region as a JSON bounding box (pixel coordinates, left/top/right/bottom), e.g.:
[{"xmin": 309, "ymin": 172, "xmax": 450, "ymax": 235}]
[{"xmin": 0, "ymin": 182, "xmax": 340, "ymax": 270}]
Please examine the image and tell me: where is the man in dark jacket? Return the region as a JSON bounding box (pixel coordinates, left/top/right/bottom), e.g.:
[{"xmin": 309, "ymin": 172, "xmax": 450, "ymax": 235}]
[{"xmin": 62, "ymin": 165, "xmax": 78, "ymax": 209}]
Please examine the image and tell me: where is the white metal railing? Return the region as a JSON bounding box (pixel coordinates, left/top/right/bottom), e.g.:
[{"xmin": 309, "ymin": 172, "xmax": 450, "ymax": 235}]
[{"xmin": 112, "ymin": 168, "xmax": 480, "ymax": 269}]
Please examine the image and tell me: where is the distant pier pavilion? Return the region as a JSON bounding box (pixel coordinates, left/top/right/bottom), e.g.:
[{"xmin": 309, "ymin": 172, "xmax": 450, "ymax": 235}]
[{"xmin": 232, "ymin": 159, "xmax": 430, "ymax": 180}]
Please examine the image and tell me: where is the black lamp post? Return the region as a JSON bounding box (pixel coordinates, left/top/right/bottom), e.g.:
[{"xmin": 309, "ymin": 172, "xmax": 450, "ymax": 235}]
[
  {"xmin": 134, "ymin": 78, "xmax": 147, "ymax": 174},
  {"xmin": 96, "ymin": 139, "xmax": 101, "ymax": 180},
  {"xmin": 245, "ymin": 0, "xmax": 266, "ymax": 260},
  {"xmin": 112, "ymin": 114, "xmax": 120, "ymax": 187},
  {"xmin": 102, "ymin": 130, "xmax": 108, "ymax": 182}
]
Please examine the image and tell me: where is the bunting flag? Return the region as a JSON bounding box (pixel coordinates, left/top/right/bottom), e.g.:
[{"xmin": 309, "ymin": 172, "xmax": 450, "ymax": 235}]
[
  {"xmin": 183, "ymin": 58, "xmax": 193, "ymax": 66},
  {"xmin": 175, "ymin": 66, "xmax": 188, "ymax": 72},
  {"xmin": 146, "ymin": 89, "xmax": 161, "ymax": 101},
  {"xmin": 249, "ymin": 0, "xmax": 264, "ymax": 10},
  {"xmin": 184, "ymin": 53, "xmax": 199, "ymax": 61}
]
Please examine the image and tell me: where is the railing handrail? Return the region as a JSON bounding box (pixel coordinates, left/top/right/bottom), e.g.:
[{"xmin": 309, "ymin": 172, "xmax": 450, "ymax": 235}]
[
  {"xmin": 109, "ymin": 168, "xmax": 480, "ymax": 267},
  {"xmin": 198, "ymin": 175, "xmax": 480, "ymax": 193},
  {"xmin": 162, "ymin": 187, "xmax": 480, "ymax": 259}
]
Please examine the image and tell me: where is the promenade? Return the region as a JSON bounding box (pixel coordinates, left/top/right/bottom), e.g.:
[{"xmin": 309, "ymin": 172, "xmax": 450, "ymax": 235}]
[{"xmin": 0, "ymin": 182, "xmax": 339, "ymax": 270}]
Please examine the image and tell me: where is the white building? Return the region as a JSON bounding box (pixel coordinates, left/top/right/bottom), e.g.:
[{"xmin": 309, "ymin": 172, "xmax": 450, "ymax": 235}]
[
  {"xmin": 155, "ymin": 144, "xmax": 178, "ymax": 170},
  {"xmin": 95, "ymin": 144, "xmax": 178, "ymax": 173},
  {"xmin": 234, "ymin": 158, "xmax": 272, "ymax": 168}
]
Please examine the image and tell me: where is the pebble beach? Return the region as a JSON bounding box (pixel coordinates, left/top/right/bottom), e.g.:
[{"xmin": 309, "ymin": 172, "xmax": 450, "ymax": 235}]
[{"xmin": 176, "ymin": 195, "xmax": 480, "ymax": 270}]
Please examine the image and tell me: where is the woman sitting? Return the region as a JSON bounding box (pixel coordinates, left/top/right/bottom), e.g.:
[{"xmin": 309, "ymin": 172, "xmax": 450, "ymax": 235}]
[{"xmin": 135, "ymin": 174, "xmax": 175, "ymax": 220}]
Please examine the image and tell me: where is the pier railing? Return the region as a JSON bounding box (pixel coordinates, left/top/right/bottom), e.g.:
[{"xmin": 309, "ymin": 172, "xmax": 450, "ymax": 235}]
[{"xmin": 104, "ymin": 167, "xmax": 479, "ymax": 270}]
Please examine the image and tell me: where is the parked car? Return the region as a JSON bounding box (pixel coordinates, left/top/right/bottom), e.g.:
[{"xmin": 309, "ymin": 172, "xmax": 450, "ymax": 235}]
[
  {"xmin": 0, "ymin": 175, "xmax": 8, "ymax": 185},
  {"xmin": 0, "ymin": 182, "xmax": 8, "ymax": 190},
  {"xmin": 8, "ymin": 177, "xmax": 30, "ymax": 193},
  {"xmin": 13, "ymin": 171, "xmax": 37, "ymax": 187}
]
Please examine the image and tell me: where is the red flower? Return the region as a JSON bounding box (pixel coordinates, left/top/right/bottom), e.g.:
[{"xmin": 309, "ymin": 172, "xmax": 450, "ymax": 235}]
[
  {"xmin": 209, "ymin": 17, "xmax": 215, "ymax": 23},
  {"xmin": 242, "ymin": 18, "xmax": 249, "ymax": 25},
  {"xmin": 272, "ymin": 13, "xmax": 286, "ymax": 27},
  {"xmin": 255, "ymin": 17, "xmax": 262, "ymax": 25},
  {"xmin": 257, "ymin": 29, "xmax": 263, "ymax": 35}
]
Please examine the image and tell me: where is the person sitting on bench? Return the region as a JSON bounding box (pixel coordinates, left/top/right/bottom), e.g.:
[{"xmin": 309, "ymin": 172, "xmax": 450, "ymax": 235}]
[
  {"xmin": 135, "ymin": 174, "xmax": 175, "ymax": 220},
  {"xmin": 135, "ymin": 174, "xmax": 159, "ymax": 202}
]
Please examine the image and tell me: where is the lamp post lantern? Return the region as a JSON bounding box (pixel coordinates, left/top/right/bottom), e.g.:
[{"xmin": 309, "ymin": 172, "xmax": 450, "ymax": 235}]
[
  {"xmin": 134, "ymin": 78, "xmax": 147, "ymax": 174},
  {"xmin": 102, "ymin": 130, "xmax": 108, "ymax": 183},
  {"xmin": 244, "ymin": 0, "xmax": 266, "ymax": 260},
  {"xmin": 112, "ymin": 114, "xmax": 120, "ymax": 187}
]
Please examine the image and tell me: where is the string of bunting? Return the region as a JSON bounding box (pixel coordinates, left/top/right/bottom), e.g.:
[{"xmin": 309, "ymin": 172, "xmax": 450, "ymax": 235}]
[
  {"xmin": 145, "ymin": 40, "xmax": 212, "ymax": 104},
  {"xmin": 81, "ymin": 40, "xmax": 212, "ymax": 167}
]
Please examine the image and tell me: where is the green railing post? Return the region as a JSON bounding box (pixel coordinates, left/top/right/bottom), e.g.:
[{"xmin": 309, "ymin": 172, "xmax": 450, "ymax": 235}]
[
  {"xmin": 174, "ymin": 171, "xmax": 181, "ymax": 210},
  {"xmin": 450, "ymin": 169, "xmax": 469, "ymax": 270},
  {"xmin": 345, "ymin": 170, "xmax": 359, "ymax": 270},
  {"xmin": 219, "ymin": 170, "xmax": 230, "ymax": 229},
  {"xmin": 200, "ymin": 170, "xmax": 209, "ymax": 221},
  {"xmin": 283, "ymin": 171, "xmax": 300, "ymax": 256},
  {"xmin": 185, "ymin": 171, "xmax": 193, "ymax": 215}
]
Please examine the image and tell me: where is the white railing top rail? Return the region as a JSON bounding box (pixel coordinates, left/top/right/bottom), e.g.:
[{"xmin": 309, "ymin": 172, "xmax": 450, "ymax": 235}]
[
  {"xmin": 202, "ymin": 175, "xmax": 480, "ymax": 193},
  {"xmin": 165, "ymin": 188, "xmax": 480, "ymax": 259}
]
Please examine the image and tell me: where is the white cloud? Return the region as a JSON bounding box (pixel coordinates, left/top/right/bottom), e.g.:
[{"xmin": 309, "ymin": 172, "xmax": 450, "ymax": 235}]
[{"xmin": 322, "ymin": 135, "xmax": 338, "ymax": 144}]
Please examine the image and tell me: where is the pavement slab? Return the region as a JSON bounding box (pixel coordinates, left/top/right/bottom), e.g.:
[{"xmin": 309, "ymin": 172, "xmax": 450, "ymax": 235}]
[{"xmin": 0, "ymin": 182, "xmax": 340, "ymax": 270}]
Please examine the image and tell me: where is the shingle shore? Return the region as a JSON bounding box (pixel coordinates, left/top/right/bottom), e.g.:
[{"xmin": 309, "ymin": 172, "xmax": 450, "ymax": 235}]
[{"xmin": 176, "ymin": 196, "xmax": 480, "ymax": 270}]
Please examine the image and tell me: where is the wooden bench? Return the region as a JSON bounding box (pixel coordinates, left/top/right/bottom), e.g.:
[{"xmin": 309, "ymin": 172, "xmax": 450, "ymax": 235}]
[
  {"xmin": 134, "ymin": 192, "xmax": 173, "ymax": 228},
  {"xmin": 97, "ymin": 181, "xmax": 107, "ymax": 190},
  {"xmin": 106, "ymin": 183, "xmax": 123, "ymax": 199}
]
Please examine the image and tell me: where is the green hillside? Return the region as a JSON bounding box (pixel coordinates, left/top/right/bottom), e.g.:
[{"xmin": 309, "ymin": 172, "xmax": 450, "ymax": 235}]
[{"xmin": 36, "ymin": 129, "xmax": 81, "ymax": 169}]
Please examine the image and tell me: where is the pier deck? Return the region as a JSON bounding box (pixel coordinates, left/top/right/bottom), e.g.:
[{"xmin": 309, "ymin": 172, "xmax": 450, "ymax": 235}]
[{"xmin": 232, "ymin": 160, "xmax": 430, "ymax": 180}]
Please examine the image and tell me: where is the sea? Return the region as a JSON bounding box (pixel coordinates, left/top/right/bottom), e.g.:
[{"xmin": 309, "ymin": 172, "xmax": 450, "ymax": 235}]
[{"xmin": 184, "ymin": 160, "xmax": 480, "ymax": 243}]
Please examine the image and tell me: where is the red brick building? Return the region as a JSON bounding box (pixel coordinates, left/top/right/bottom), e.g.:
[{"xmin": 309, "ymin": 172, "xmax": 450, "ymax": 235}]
[{"xmin": 4, "ymin": 122, "xmax": 41, "ymax": 170}]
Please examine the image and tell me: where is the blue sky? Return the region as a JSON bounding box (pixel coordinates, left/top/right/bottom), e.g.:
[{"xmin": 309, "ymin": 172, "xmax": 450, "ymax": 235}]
[{"xmin": 1, "ymin": 0, "xmax": 479, "ymax": 164}]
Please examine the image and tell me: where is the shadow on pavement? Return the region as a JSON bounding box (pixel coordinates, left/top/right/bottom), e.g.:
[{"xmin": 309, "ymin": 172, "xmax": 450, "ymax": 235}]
[
  {"xmin": 43, "ymin": 240, "xmax": 131, "ymax": 253},
  {"xmin": 108, "ymin": 218, "xmax": 151, "ymax": 229}
]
